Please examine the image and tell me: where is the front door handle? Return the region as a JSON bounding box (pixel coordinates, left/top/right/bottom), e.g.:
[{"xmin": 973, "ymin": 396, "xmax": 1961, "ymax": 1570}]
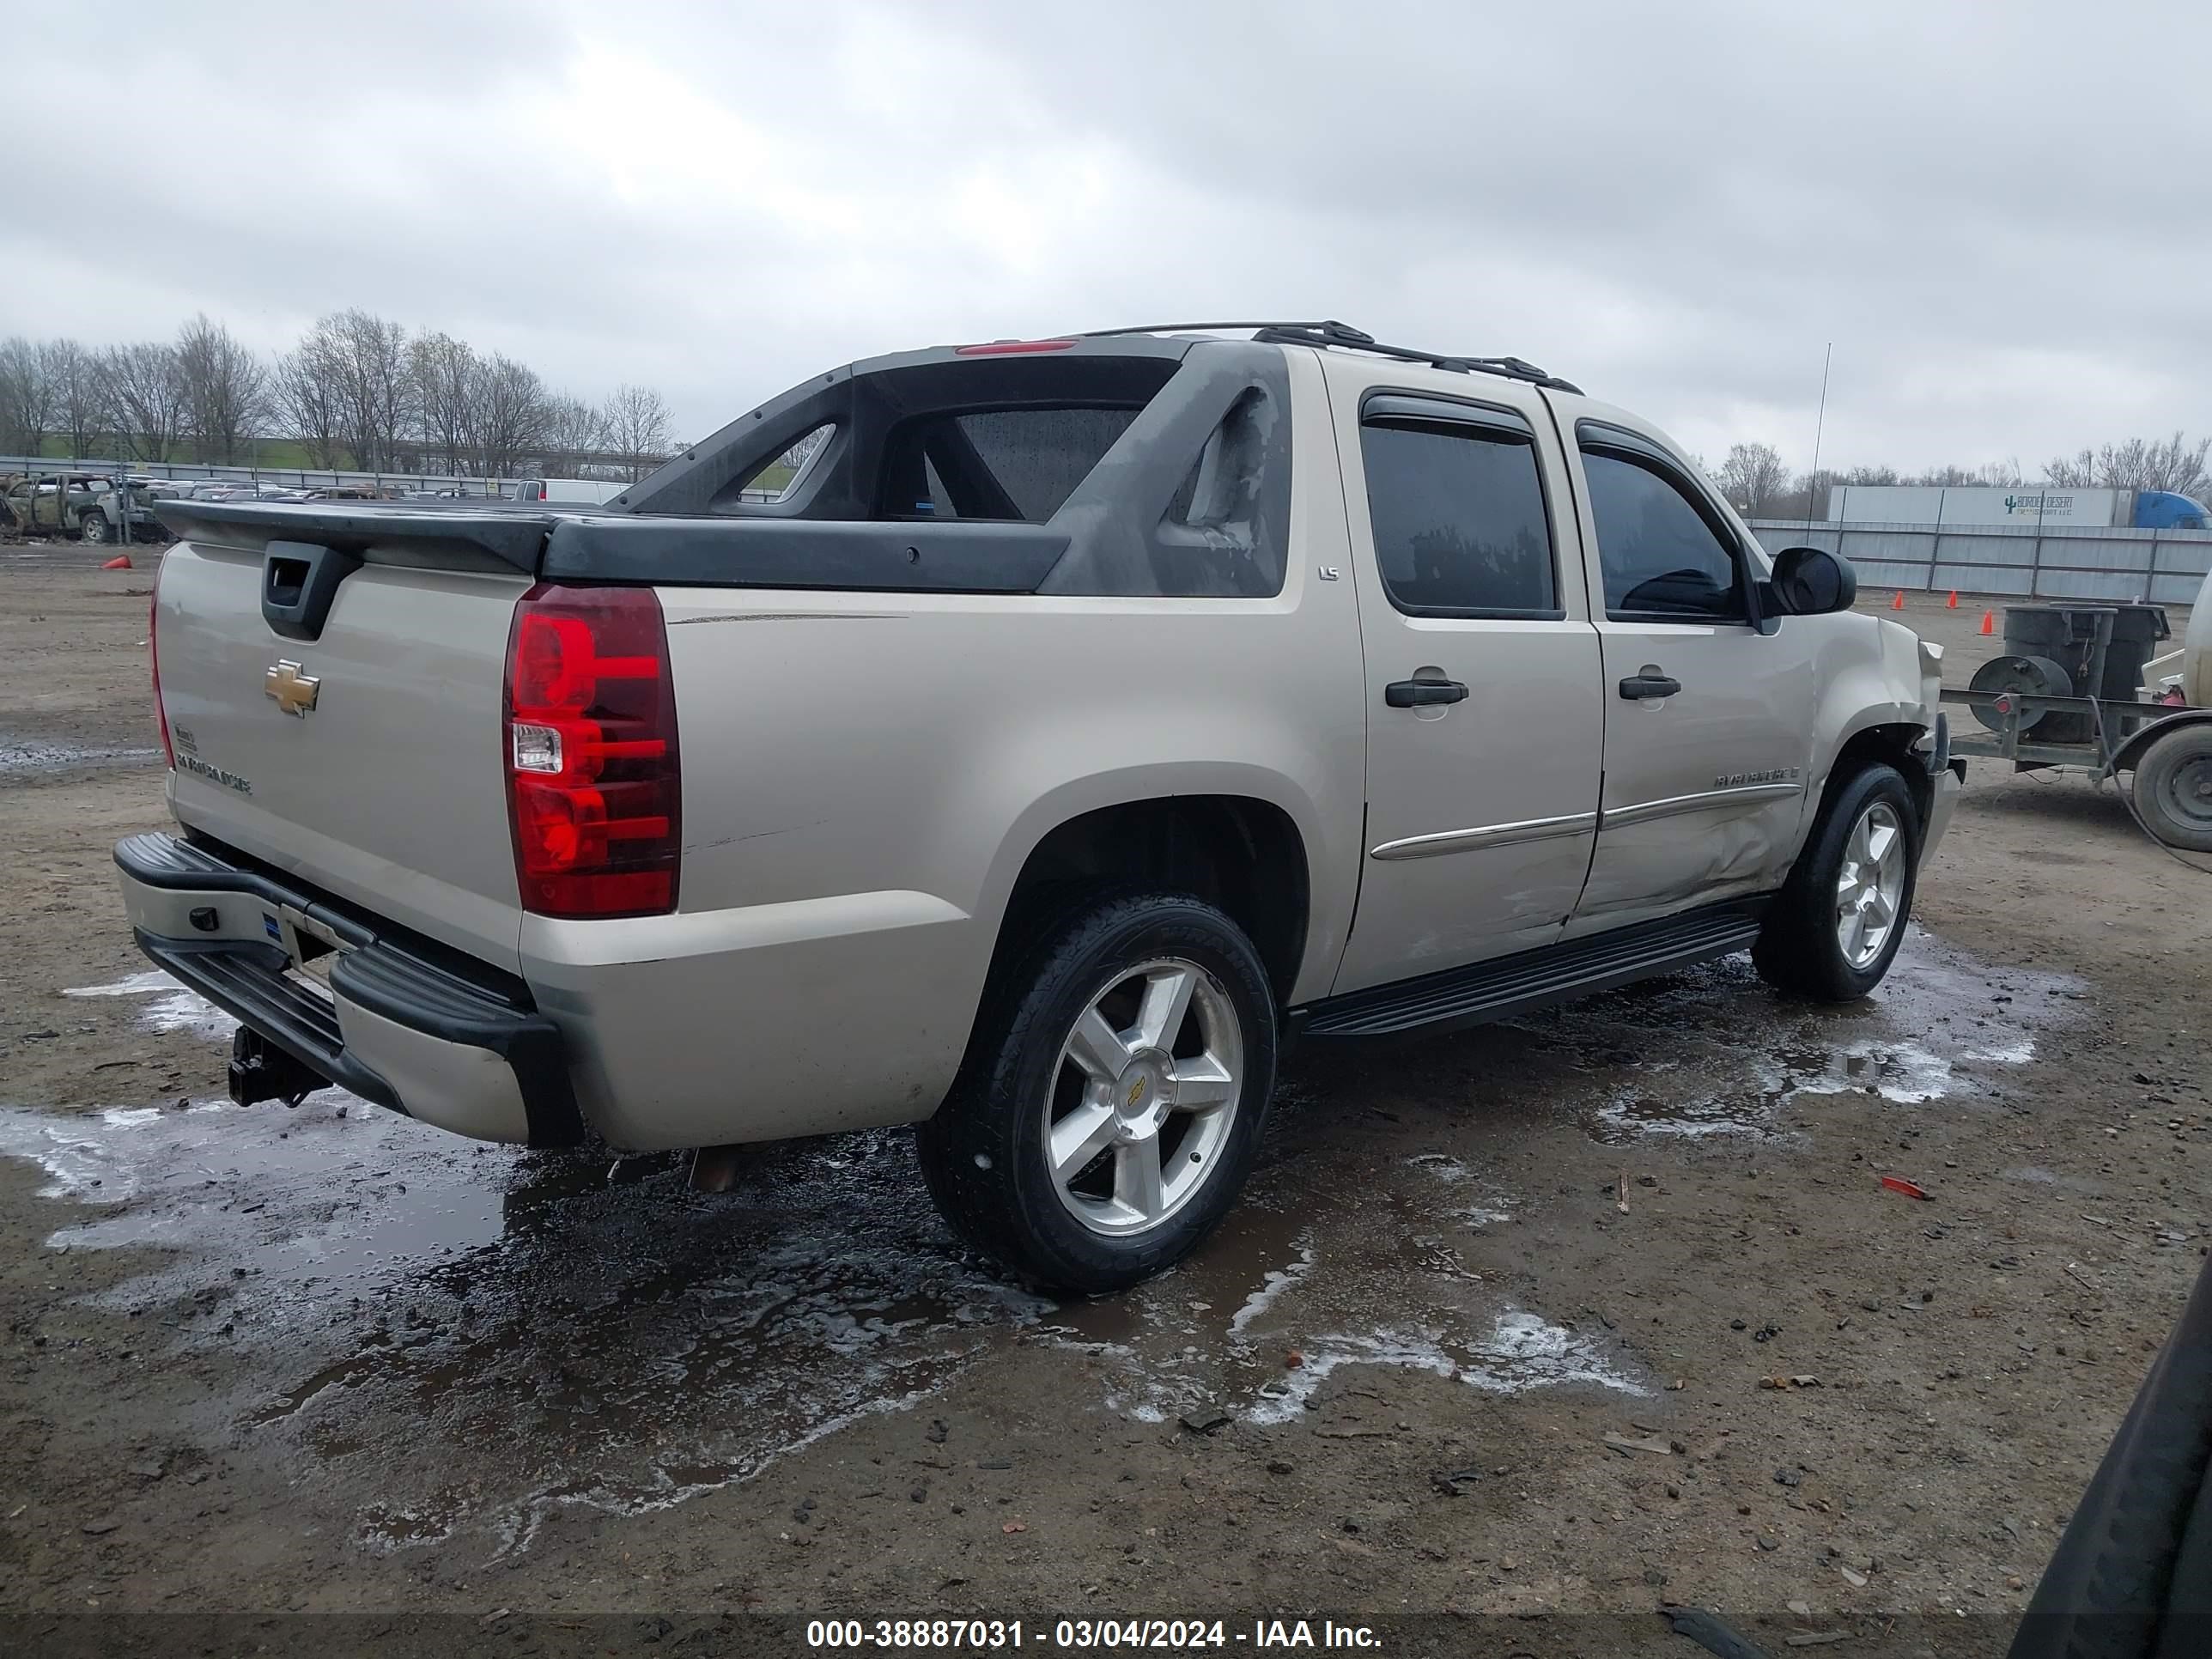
[
  {"xmin": 1618, "ymin": 672, "xmax": 1681, "ymax": 700},
  {"xmin": 1386, "ymin": 678, "xmax": 1469, "ymax": 708}
]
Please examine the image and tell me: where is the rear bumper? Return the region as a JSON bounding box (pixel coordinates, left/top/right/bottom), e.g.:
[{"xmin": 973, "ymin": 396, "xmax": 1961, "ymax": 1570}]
[{"xmin": 114, "ymin": 833, "xmax": 583, "ymax": 1147}]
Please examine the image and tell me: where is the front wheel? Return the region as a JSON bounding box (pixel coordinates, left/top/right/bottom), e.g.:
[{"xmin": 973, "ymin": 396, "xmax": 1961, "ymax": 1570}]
[
  {"xmin": 79, "ymin": 513, "xmax": 115, "ymax": 545},
  {"xmin": 1753, "ymin": 762, "xmax": 1921, "ymax": 1000},
  {"xmin": 917, "ymin": 891, "xmax": 1278, "ymax": 1294},
  {"xmin": 2130, "ymin": 725, "xmax": 2212, "ymax": 852}
]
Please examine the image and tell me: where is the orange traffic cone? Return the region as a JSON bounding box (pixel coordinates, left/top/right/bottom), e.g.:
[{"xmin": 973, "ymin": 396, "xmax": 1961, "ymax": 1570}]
[
  {"xmin": 1891, "ymin": 590, "xmax": 1905, "ymax": 610},
  {"xmin": 1947, "ymin": 590, "xmax": 1959, "ymax": 608},
  {"xmin": 100, "ymin": 553, "xmax": 131, "ymax": 570},
  {"xmin": 1979, "ymin": 610, "xmax": 1996, "ymax": 635}
]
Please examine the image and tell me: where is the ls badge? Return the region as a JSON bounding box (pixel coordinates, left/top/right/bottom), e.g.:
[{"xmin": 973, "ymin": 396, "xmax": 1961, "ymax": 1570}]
[{"xmin": 264, "ymin": 659, "xmax": 320, "ymax": 718}]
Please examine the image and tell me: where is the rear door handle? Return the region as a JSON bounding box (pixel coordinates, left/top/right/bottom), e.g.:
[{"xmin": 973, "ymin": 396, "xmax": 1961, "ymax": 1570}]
[
  {"xmin": 1618, "ymin": 672, "xmax": 1681, "ymax": 700},
  {"xmin": 1385, "ymin": 678, "xmax": 1469, "ymax": 708}
]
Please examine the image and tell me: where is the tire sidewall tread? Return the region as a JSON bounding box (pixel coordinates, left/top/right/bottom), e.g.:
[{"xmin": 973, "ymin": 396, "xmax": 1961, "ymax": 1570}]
[
  {"xmin": 918, "ymin": 890, "xmax": 1277, "ymax": 1295},
  {"xmin": 2131, "ymin": 726, "xmax": 2212, "ymax": 853},
  {"xmin": 1755, "ymin": 761, "xmax": 1921, "ymax": 1001}
]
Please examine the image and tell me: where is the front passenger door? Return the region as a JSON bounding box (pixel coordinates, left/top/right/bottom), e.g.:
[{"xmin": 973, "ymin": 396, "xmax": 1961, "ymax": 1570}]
[{"xmin": 1566, "ymin": 423, "xmax": 1816, "ymax": 933}]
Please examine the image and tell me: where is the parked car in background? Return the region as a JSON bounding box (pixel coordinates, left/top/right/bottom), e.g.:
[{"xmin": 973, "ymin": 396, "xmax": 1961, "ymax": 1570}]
[
  {"xmin": 1, "ymin": 471, "xmax": 92, "ymax": 535},
  {"xmin": 510, "ymin": 477, "xmax": 627, "ymax": 504},
  {"xmin": 0, "ymin": 471, "xmax": 167, "ymax": 543},
  {"xmin": 80, "ymin": 477, "xmax": 170, "ymax": 543}
]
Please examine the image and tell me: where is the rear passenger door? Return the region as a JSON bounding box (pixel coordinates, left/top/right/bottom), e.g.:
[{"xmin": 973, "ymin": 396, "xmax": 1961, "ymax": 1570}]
[
  {"xmin": 1559, "ymin": 416, "xmax": 1816, "ymax": 932},
  {"xmin": 1326, "ymin": 360, "xmax": 1604, "ymax": 994}
]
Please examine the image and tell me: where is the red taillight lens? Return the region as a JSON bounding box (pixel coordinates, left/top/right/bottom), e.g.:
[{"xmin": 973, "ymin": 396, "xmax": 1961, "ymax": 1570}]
[
  {"xmin": 150, "ymin": 551, "xmax": 173, "ymax": 769},
  {"xmin": 503, "ymin": 585, "xmax": 680, "ymax": 918}
]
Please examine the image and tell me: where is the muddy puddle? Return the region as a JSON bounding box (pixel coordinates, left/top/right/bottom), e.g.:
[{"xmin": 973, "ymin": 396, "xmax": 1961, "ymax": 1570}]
[
  {"xmin": 1, "ymin": 926, "xmax": 2078, "ymax": 1556},
  {"xmin": 1544, "ymin": 927, "xmax": 2078, "ymax": 1144},
  {"xmin": 0, "ymin": 734, "xmax": 161, "ymax": 775}
]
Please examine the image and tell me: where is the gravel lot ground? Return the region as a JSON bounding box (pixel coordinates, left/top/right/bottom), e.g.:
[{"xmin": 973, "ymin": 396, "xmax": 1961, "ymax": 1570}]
[{"xmin": 2, "ymin": 543, "xmax": 2206, "ymax": 1656}]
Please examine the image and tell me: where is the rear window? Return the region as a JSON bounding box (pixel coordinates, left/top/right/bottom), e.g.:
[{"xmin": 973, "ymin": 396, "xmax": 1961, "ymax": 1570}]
[
  {"xmin": 674, "ymin": 352, "xmax": 1181, "ymax": 523},
  {"xmin": 881, "ymin": 406, "xmax": 1141, "ymax": 523}
]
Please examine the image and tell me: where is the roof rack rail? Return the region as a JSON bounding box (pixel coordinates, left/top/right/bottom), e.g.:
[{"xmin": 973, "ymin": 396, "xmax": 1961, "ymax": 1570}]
[{"xmin": 1079, "ymin": 319, "xmax": 1580, "ymax": 395}]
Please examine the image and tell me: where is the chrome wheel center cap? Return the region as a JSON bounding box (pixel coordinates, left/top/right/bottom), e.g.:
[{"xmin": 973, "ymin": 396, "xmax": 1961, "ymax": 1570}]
[{"xmin": 1114, "ymin": 1048, "xmax": 1175, "ymax": 1133}]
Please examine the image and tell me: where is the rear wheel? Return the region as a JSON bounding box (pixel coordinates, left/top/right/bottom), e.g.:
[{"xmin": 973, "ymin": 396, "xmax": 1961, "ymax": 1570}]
[
  {"xmin": 1753, "ymin": 762, "xmax": 1920, "ymax": 1000},
  {"xmin": 917, "ymin": 891, "xmax": 1277, "ymax": 1293},
  {"xmin": 79, "ymin": 512, "xmax": 115, "ymax": 545},
  {"xmin": 2130, "ymin": 725, "xmax": 2212, "ymax": 852}
]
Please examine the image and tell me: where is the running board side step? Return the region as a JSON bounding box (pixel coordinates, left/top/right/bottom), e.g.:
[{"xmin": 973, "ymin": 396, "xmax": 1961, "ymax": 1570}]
[{"xmin": 1297, "ymin": 898, "xmax": 1771, "ymax": 1038}]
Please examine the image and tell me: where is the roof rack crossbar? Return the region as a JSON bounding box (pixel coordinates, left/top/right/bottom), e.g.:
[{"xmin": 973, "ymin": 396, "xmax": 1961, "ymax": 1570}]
[{"xmin": 1079, "ymin": 319, "xmax": 1580, "ymax": 396}]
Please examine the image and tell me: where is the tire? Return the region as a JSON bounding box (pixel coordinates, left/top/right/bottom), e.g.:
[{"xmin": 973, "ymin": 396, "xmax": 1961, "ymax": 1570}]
[
  {"xmin": 917, "ymin": 890, "xmax": 1278, "ymax": 1294},
  {"xmin": 1753, "ymin": 761, "xmax": 1920, "ymax": 1001},
  {"xmin": 2130, "ymin": 726, "xmax": 2212, "ymax": 853},
  {"xmin": 79, "ymin": 512, "xmax": 115, "ymax": 545}
]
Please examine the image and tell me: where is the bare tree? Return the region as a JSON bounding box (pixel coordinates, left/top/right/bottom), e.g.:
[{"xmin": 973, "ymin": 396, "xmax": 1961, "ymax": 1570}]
[
  {"xmin": 540, "ymin": 395, "xmax": 604, "ymax": 477},
  {"xmin": 599, "ymin": 383, "xmax": 672, "ymax": 482},
  {"xmin": 295, "ymin": 309, "xmax": 412, "ymax": 471},
  {"xmin": 95, "ymin": 342, "xmax": 190, "ymax": 461},
  {"xmin": 1768, "ymin": 467, "xmax": 1844, "ymax": 521},
  {"xmin": 780, "ymin": 425, "xmax": 826, "ymax": 472},
  {"xmin": 409, "ymin": 331, "xmax": 477, "ymax": 475},
  {"xmin": 44, "ymin": 341, "xmax": 102, "ymax": 459},
  {"xmin": 1717, "ymin": 441, "xmax": 1791, "ymax": 516},
  {"xmin": 1840, "ymin": 464, "xmax": 1900, "ymax": 486},
  {"xmin": 0, "ymin": 337, "xmax": 56, "ymax": 456},
  {"xmin": 2045, "ymin": 433, "xmax": 2209, "ymax": 496},
  {"xmin": 1913, "ymin": 459, "xmax": 2022, "ymax": 487},
  {"xmin": 273, "ymin": 339, "xmax": 346, "ymax": 469},
  {"xmin": 471, "ymin": 355, "xmax": 552, "ymax": 479},
  {"xmin": 174, "ymin": 314, "xmax": 270, "ymax": 464}
]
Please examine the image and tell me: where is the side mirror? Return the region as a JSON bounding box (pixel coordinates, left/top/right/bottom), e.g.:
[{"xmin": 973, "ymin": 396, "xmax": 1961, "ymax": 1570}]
[{"xmin": 1768, "ymin": 546, "xmax": 1856, "ymax": 616}]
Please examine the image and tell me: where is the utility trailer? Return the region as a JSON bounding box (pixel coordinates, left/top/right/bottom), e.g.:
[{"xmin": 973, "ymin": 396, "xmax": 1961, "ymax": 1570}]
[{"xmin": 1942, "ymin": 599, "xmax": 2212, "ymax": 850}]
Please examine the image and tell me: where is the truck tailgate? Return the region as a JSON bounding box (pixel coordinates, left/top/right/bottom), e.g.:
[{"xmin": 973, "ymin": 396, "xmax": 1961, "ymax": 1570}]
[{"xmin": 155, "ymin": 539, "xmax": 535, "ymax": 973}]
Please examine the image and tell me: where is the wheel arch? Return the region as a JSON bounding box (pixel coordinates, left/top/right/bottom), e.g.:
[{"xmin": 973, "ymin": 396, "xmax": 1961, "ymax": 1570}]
[
  {"xmin": 2107, "ymin": 708, "xmax": 2212, "ymax": 776},
  {"xmin": 1822, "ymin": 725, "xmax": 1929, "ymax": 836},
  {"xmin": 983, "ymin": 784, "xmax": 1315, "ymax": 1008}
]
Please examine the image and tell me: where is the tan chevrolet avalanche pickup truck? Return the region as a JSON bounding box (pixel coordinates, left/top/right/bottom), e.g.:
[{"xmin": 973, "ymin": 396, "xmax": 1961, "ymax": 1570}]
[{"xmin": 116, "ymin": 320, "xmax": 1961, "ymax": 1292}]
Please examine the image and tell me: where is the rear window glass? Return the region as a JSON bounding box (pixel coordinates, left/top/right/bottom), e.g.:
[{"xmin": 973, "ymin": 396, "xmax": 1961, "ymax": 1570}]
[{"xmin": 892, "ymin": 407, "xmax": 1140, "ymax": 522}]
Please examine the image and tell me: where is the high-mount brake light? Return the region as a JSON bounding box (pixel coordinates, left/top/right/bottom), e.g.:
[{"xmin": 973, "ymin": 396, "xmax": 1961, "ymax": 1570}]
[
  {"xmin": 951, "ymin": 338, "xmax": 1078, "ymax": 356},
  {"xmin": 502, "ymin": 585, "xmax": 681, "ymax": 919}
]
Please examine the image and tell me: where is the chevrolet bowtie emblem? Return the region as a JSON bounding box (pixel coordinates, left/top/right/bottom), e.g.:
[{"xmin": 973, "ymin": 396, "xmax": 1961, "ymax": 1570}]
[{"xmin": 264, "ymin": 659, "xmax": 320, "ymax": 717}]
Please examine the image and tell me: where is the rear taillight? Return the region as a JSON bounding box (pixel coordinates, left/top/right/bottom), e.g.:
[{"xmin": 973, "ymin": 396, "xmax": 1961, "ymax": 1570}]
[
  {"xmin": 150, "ymin": 552, "xmax": 173, "ymax": 769},
  {"xmin": 502, "ymin": 584, "xmax": 680, "ymax": 918}
]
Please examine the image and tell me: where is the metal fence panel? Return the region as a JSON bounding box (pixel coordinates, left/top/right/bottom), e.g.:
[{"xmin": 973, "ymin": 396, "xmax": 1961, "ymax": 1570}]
[{"xmin": 1751, "ymin": 518, "xmax": 2211, "ymax": 606}]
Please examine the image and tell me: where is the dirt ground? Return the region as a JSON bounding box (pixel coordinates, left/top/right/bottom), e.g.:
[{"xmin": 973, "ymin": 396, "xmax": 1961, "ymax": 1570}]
[{"xmin": 2, "ymin": 543, "xmax": 2207, "ymax": 1657}]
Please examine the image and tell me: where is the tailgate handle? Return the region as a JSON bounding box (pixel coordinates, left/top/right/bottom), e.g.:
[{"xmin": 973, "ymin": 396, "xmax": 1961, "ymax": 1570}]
[{"xmin": 262, "ymin": 539, "xmax": 363, "ymax": 643}]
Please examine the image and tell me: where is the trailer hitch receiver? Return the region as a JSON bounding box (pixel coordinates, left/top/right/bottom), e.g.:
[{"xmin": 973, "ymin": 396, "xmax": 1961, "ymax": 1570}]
[{"xmin": 228, "ymin": 1027, "xmax": 331, "ymax": 1108}]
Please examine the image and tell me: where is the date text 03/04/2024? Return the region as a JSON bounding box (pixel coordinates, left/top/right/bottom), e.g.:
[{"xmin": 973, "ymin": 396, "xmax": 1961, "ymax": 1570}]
[{"xmin": 804, "ymin": 1620, "xmax": 1383, "ymax": 1649}]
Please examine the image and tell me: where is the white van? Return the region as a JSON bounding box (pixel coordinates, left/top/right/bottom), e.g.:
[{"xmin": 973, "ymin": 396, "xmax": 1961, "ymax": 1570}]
[{"xmin": 510, "ymin": 477, "xmax": 626, "ymax": 505}]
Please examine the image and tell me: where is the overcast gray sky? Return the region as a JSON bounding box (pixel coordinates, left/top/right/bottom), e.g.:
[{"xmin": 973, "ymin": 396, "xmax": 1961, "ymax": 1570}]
[{"xmin": 4, "ymin": 0, "xmax": 2204, "ymax": 474}]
